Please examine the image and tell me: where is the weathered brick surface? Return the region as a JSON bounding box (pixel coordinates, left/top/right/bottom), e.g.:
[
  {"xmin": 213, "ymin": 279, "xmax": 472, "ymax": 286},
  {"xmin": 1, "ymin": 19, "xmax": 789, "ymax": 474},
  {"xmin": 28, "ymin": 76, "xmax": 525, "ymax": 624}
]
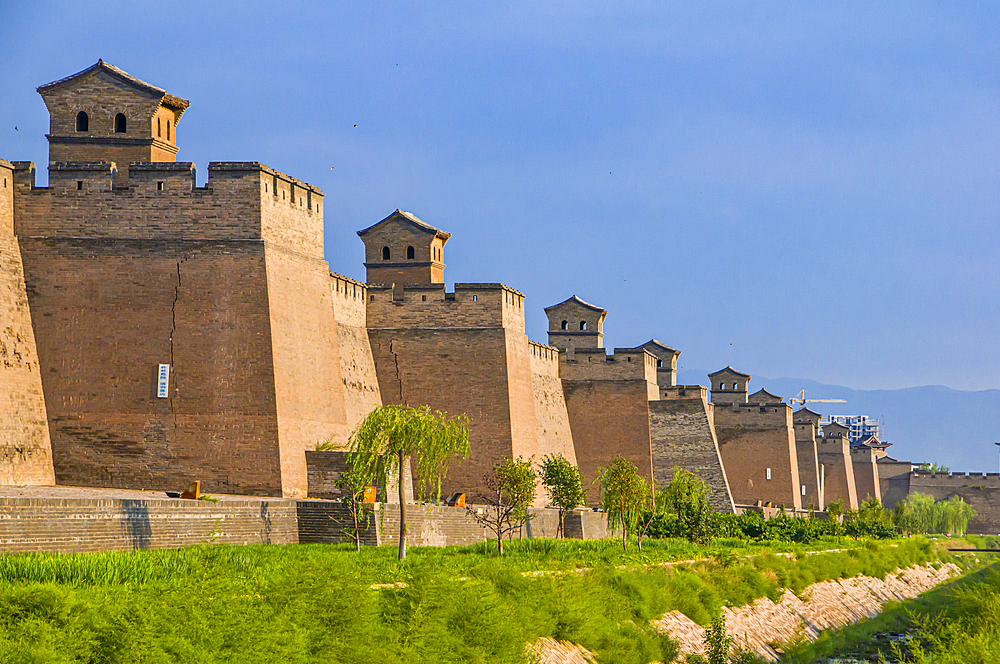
[
  {"xmin": 529, "ymin": 342, "xmax": 578, "ymax": 466},
  {"xmin": 305, "ymin": 450, "xmax": 413, "ymax": 503},
  {"xmin": 358, "ymin": 210, "xmax": 449, "ymax": 286},
  {"xmin": 13, "ymin": 162, "xmax": 321, "ymax": 251},
  {"xmin": 0, "ymin": 160, "xmax": 54, "ymax": 485},
  {"xmin": 649, "ymin": 398, "xmax": 734, "ymax": 512},
  {"xmin": 794, "ymin": 422, "xmax": 823, "ymax": 509},
  {"xmin": 0, "ymin": 496, "xmax": 297, "ymax": 553},
  {"xmin": 366, "ymin": 283, "xmax": 525, "ymax": 330},
  {"xmin": 714, "ymin": 404, "xmax": 801, "ymax": 509},
  {"xmin": 877, "ymin": 457, "xmax": 912, "ymax": 508},
  {"xmin": 19, "ymin": 237, "xmax": 286, "ymax": 495},
  {"xmin": 297, "ymin": 502, "xmax": 488, "ymax": 547},
  {"xmin": 264, "ymin": 245, "xmax": 349, "ymax": 496},
  {"xmin": 368, "ymin": 326, "xmax": 538, "ymax": 501},
  {"xmin": 817, "ymin": 435, "xmax": 859, "ymax": 510},
  {"xmin": 562, "ymin": 379, "xmax": 654, "ymax": 505},
  {"xmin": 909, "ymin": 471, "xmax": 1000, "ymax": 534},
  {"xmin": 851, "ymin": 446, "xmax": 882, "ymax": 503}
]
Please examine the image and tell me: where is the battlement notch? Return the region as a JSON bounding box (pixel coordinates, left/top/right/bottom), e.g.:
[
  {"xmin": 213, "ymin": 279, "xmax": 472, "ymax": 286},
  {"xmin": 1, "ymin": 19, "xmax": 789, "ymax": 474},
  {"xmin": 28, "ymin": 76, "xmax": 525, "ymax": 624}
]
[{"xmin": 366, "ymin": 282, "xmax": 525, "ymax": 330}]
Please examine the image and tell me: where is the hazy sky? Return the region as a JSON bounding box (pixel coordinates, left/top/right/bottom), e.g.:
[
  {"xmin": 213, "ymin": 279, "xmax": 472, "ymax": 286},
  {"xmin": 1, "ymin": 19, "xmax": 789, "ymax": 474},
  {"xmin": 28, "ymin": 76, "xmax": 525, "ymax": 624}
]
[{"xmin": 2, "ymin": 2, "xmax": 998, "ymax": 391}]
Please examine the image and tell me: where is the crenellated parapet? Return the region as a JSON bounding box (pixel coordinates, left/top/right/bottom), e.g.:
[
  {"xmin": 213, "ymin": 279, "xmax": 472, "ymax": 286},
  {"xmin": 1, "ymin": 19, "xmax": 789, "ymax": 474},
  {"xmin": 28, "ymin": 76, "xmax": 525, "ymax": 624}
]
[
  {"xmin": 13, "ymin": 161, "xmax": 323, "ymax": 257},
  {"xmin": 558, "ymin": 346, "xmax": 658, "ymax": 384},
  {"xmin": 366, "ymin": 282, "xmax": 525, "ymax": 330}
]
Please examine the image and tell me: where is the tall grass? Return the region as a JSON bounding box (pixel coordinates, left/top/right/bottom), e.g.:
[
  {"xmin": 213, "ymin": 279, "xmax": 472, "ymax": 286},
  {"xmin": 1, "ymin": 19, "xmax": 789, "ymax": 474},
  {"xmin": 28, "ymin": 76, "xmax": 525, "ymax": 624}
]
[{"xmin": 0, "ymin": 537, "xmax": 963, "ymax": 663}]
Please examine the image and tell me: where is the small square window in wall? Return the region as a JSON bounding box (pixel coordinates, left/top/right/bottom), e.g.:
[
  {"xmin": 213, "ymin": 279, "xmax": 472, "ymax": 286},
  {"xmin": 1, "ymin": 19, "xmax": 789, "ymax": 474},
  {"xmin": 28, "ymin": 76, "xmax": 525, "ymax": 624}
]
[
  {"xmin": 472, "ymin": 295, "xmax": 478, "ymax": 302},
  {"xmin": 370, "ymin": 295, "xmax": 375, "ymax": 301},
  {"xmin": 157, "ymin": 181, "xmax": 164, "ymax": 191},
  {"xmin": 422, "ymin": 295, "xmax": 427, "ymax": 301},
  {"xmin": 77, "ymin": 181, "xmax": 83, "ymax": 190}
]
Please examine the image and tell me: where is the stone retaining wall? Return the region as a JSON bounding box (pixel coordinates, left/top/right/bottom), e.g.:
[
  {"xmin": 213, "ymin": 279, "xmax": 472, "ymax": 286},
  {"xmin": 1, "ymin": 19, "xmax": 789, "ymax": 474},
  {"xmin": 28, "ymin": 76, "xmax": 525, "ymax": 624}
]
[
  {"xmin": 0, "ymin": 496, "xmax": 298, "ymax": 553},
  {"xmin": 653, "ymin": 561, "xmax": 960, "ymax": 662}
]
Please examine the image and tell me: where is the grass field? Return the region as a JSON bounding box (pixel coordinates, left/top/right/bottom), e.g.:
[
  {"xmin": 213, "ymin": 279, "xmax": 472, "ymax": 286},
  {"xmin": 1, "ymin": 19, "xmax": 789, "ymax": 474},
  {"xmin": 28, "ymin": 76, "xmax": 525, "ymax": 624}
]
[{"xmin": 0, "ymin": 537, "xmax": 968, "ymax": 664}]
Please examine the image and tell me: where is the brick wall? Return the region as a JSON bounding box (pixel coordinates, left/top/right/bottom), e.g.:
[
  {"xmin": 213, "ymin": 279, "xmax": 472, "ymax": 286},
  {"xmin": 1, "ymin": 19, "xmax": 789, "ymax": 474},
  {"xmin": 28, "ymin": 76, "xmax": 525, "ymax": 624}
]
[
  {"xmin": 367, "ymin": 327, "xmax": 523, "ymax": 500},
  {"xmin": 714, "ymin": 404, "xmax": 802, "ymax": 509},
  {"xmin": 528, "ymin": 342, "xmax": 578, "ymax": 466},
  {"xmin": 264, "ymin": 245, "xmax": 349, "ymax": 496},
  {"xmin": 817, "ymin": 436, "xmax": 858, "ymax": 509},
  {"xmin": 648, "ymin": 398, "xmax": 735, "ymax": 512},
  {"xmin": 877, "ymin": 458, "xmax": 912, "ymax": 508},
  {"xmin": 13, "ymin": 162, "xmax": 320, "ymax": 248},
  {"xmin": 0, "ymin": 497, "xmax": 297, "ymax": 553},
  {"xmin": 19, "ymin": 237, "xmax": 284, "ymax": 496},
  {"xmin": 366, "ymin": 283, "xmax": 524, "ymax": 329},
  {"xmin": 908, "ymin": 471, "xmax": 1000, "ymax": 534},
  {"xmin": 0, "ymin": 160, "xmax": 54, "ymax": 486},
  {"xmin": 305, "ymin": 450, "xmax": 413, "ymax": 503},
  {"xmin": 562, "ymin": 379, "xmax": 654, "ymax": 505},
  {"xmin": 297, "ymin": 502, "xmax": 488, "ymax": 547},
  {"xmin": 851, "ymin": 447, "xmax": 882, "ymax": 503},
  {"xmin": 794, "ymin": 422, "xmax": 823, "ymax": 509}
]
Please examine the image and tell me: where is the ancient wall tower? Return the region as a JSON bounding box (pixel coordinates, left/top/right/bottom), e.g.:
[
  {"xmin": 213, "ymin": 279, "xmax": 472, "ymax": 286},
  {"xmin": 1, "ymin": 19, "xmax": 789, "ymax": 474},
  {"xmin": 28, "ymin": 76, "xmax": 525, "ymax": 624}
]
[
  {"xmin": 710, "ymin": 368, "xmax": 802, "ymax": 509},
  {"xmin": 793, "ymin": 408, "xmax": 824, "ymax": 509},
  {"xmin": 37, "ymin": 60, "xmax": 189, "ymax": 187},
  {"xmin": 361, "ymin": 211, "xmax": 574, "ymax": 503},
  {"xmin": 12, "ymin": 61, "xmax": 363, "ymax": 497},
  {"xmin": 0, "ymin": 159, "xmax": 55, "ymax": 486},
  {"xmin": 816, "ymin": 421, "xmax": 858, "ymax": 509},
  {"xmin": 544, "ymin": 297, "xmax": 658, "ymax": 503},
  {"xmin": 850, "ymin": 438, "xmax": 883, "ymax": 504}
]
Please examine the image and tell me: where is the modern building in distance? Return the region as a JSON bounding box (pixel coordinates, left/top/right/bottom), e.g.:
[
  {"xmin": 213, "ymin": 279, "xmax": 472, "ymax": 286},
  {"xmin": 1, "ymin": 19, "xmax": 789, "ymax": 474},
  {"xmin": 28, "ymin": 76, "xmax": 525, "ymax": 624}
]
[{"xmin": 821, "ymin": 415, "xmax": 880, "ymax": 445}]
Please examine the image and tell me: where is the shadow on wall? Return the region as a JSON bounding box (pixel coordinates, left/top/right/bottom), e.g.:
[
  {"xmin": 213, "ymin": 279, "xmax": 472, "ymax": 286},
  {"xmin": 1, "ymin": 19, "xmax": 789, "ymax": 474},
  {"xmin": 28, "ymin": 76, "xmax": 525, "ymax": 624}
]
[{"xmin": 119, "ymin": 499, "xmax": 152, "ymax": 550}]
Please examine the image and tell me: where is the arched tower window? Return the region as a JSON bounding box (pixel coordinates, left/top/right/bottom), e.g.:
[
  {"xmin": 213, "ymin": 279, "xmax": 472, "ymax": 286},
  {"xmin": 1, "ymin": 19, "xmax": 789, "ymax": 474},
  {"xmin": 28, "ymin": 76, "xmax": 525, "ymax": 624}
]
[
  {"xmin": 76, "ymin": 111, "xmax": 89, "ymax": 132},
  {"xmin": 157, "ymin": 118, "xmax": 161, "ymax": 137},
  {"xmin": 733, "ymin": 383, "xmax": 739, "ymax": 390},
  {"xmin": 580, "ymin": 321, "xmax": 587, "ymax": 331},
  {"xmin": 382, "ymin": 246, "xmax": 391, "ymax": 260},
  {"xmin": 406, "ymin": 245, "xmax": 415, "ymax": 259},
  {"xmin": 114, "ymin": 114, "xmax": 127, "ymax": 133},
  {"xmin": 657, "ymin": 359, "xmax": 663, "ymax": 368},
  {"xmin": 561, "ymin": 320, "xmax": 568, "ymax": 330},
  {"xmin": 166, "ymin": 120, "xmax": 171, "ymax": 141}
]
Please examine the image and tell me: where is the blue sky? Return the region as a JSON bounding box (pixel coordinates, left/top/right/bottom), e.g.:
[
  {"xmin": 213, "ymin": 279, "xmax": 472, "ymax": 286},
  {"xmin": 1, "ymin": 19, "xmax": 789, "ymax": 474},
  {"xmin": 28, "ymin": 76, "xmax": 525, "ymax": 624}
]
[{"xmin": 2, "ymin": 2, "xmax": 998, "ymax": 391}]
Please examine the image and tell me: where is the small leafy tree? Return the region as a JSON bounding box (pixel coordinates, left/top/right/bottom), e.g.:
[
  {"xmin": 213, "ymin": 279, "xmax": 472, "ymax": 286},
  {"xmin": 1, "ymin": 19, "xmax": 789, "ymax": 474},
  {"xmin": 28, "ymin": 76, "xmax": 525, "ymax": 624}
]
[
  {"xmin": 467, "ymin": 456, "xmax": 538, "ymax": 555},
  {"xmin": 918, "ymin": 462, "xmax": 951, "ymax": 474},
  {"xmin": 349, "ymin": 405, "xmax": 469, "ymax": 561},
  {"xmin": 539, "ymin": 453, "xmax": 586, "ymax": 538},
  {"xmin": 599, "ymin": 456, "xmax": 649, "ymax": 552},
  {"xmin": 662, "ymin": 466, "xmax": 716, "ymax": 544},
  {"xmin": 334, "ymin": 461, "xmax": 371, "ymax": 552},
  {"xmin": 704, "ymin": 613, "xmax": 733, "ymax": 664}
]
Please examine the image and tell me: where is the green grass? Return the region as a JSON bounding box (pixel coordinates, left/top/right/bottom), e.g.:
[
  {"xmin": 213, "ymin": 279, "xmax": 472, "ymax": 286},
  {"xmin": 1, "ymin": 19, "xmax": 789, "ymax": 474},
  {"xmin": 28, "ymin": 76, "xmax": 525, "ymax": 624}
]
[{"xmin": 0, "ymin": 537, "xmax": 963, "ymax": 664}]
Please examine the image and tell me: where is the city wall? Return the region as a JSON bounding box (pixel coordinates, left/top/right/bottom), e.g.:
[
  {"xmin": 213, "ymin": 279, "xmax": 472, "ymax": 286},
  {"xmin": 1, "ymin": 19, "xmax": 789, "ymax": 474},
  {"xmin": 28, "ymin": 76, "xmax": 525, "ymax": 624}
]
[
  {"xmin": 817, "ymin": 437, "xmax": 858, "ymax": 509},
  {"xmin": 794, "ymin": 421, "xmax": 823, "ymax": 509},
  {"xmin": 714, "ymin": 404, "xmax": 801, "ymax": 509},
  {"xmin": 0, "ymin": 496, "xmax": 297, "ymax": 553},
  {"xmin": 366, "ymin": 284, "xmax": 541, "ymax": 502},
  {"xmin": 528, "ymin": 341, "xmax": 578, "ymax": 466},
  {"xmin": 0, "ymin": 160, "xmax": 54, "ymax": 485},
  {"xmin": 851, "ymin": 447, "xmax": 882, "ymax": 503},
  {"xmin": 648, "ymin": 397, "xmax": 735, "ymax": 512},
  {"xmin": 909, "ymin": 471, "xmax": 1000, "ymax": 534},
  {"xmin": 14, "ymin": 161, "xmax": 347, "ymax": 498}
]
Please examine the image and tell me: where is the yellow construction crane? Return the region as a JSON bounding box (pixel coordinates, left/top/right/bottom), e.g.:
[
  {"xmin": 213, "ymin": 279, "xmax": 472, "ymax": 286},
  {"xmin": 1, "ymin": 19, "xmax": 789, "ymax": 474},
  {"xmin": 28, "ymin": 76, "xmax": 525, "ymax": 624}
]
[{"xmin": 788, "ymin": 390, "xmax": 846, "ymax": 407}]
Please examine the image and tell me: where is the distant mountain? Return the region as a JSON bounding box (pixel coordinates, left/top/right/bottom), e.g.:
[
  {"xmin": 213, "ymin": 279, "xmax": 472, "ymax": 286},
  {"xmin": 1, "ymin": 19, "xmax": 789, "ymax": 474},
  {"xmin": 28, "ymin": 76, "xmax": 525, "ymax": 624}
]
[{"xmin": 676, "ymin": 370, "xmax": 1000, "ymax": 473}]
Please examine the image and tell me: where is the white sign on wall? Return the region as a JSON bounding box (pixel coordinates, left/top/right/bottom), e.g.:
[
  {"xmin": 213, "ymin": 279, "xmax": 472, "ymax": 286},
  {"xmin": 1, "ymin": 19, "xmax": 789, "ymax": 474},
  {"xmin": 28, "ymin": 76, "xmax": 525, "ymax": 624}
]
[{"xmin": 157, "ymin": 364, "xmax": 170, "ymax": 398}]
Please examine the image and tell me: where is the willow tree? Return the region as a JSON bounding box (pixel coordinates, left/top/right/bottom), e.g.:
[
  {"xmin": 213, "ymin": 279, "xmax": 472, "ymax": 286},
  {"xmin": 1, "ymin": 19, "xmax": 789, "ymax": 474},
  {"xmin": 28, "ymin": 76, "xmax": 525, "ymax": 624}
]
[{"xmin": 348, "ymin": 405, "xmax": 469, "ymax": 560}]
